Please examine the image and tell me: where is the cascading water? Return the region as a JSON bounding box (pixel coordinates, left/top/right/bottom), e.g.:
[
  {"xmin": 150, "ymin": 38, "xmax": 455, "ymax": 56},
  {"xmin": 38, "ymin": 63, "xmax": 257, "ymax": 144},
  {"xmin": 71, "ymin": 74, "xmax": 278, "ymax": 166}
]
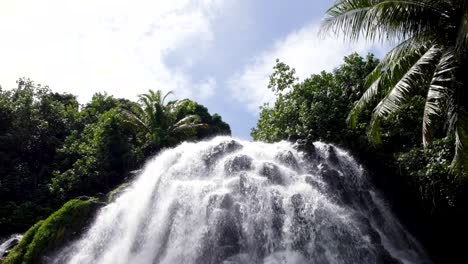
[{"xmin": 54, "ymin": 137, "xmax": 430, "ymax": 264}]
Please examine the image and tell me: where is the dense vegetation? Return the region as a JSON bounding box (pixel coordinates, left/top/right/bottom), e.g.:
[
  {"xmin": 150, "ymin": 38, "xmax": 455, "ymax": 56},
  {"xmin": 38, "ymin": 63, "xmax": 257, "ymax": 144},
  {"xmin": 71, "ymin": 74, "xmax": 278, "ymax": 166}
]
[
  {"xmin": 0, "ymin": 79, "xmax": 230, "ymax": 235},
  {"xmin": 252, "ymin": 54, "xmax": 468, "ymax": 263},
  {"xmin": 323, "ymin": 0, "xmax": 468, "ymax": 174}
]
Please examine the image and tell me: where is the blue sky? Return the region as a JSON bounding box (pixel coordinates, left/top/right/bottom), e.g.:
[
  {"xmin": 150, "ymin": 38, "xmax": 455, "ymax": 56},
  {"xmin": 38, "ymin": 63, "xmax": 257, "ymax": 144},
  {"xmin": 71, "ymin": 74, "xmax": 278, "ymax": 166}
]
[{"xmin": 0, "ymin": 0, "xmax": 386, "ymax": 139}]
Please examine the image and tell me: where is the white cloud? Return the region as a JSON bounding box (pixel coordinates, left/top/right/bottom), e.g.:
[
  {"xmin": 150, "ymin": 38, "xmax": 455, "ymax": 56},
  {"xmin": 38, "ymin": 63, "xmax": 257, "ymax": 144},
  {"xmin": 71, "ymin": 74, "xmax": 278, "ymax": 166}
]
[
  {"xmin": 0, "ymin": 0, "xmax": 223, "ymax": 103},
  {"xmin": 229, "ymin": 22, "xmax": 387, "ymax": 113}
]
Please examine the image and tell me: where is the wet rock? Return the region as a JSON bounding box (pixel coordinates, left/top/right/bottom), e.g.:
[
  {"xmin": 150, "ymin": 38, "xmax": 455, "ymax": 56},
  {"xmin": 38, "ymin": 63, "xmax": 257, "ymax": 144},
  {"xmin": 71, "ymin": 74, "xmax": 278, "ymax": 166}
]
[
  {"xmin": 259, "ymin": 162, "xmax": 283, "ymax": 185},
  {"xmin": 271, "ymin": 191, "xmax": 285, "ymax": 215},
  {"xmin": 318, "ymin": 164, "xmax": 353, "ymax": 206},
  {"xmin": 290, "ymin": 194, "xmax": 310, "ymax": 251},
  {"xmin": 197, "ymin": 211, "xmax": 241, "ymax": 264},
  {"xmin": 1, "ymin": 236, "xmax": 21, "ymax": 259},
  {"xmin": 270, "ymin": 191, "xmax": 285, "ymax": 244},
  {"xmin": 304, "ymin": 175, "xmax": 321, "ymax": 191},
  {"xmin": 220, "ymin": 193, "xmax": 234, "ymax": 210},
  {"xmin": 107, "ymin": 182, "xmax": 131, "ymax": 203},
  {"xmin": 275, "ymin": 150, "xmax": 299, "ymax": 171},
  {"xmin": 224, "ymin": 154, "xmax": 253, "ymax": 174},
  {"xmin": 290, "ymin": 193, "xmax": 304, "ymax": 210},
  {"xmin": 352, "ymin": 213, "xmax": 382, "ymax": 245},
  {"xmin": 239, "ymin": 172, "xmax": 257, "ymax": 196},
  {"xmin": 293, "ymin": 139, "xmax": 316, "ymax": 158},
  {"xmin": 203, "ymin": 140, "xmax": 243, "ymax": 167},
  {"xmin": 239, "ymin": 173, "xmax": 248, "ymax": 195},
  {"xmin": 126, "ymin": 169, "xmax": 142, "ymax": 181},
  {"xmin": 318, "ymin": 164, "xmax": 341, "ymax": 187},
  {"xmin": 207, "ymin": 193, "xmax": 235, "ymax": 211},
  {"xmin": 377, "ymin": 249, "xmax": 403, "ymax": 264},
  {"xmin": 326, "ymin": 145, "xmax": 340, "ymax": 166},
  {"xmin": 217, "ymin": 215, "xmax": 240, "ymax": 249},
  {"xmin": 251, "ymin": 220, "xmax": 270, "ymax": 259},
  {"xmin": 206, "ymin": 194, "xmax": 219, "ymax": 218},
  {"xmin": 76, "ymin": 195, "xmax": 93, "ymax": 201}
]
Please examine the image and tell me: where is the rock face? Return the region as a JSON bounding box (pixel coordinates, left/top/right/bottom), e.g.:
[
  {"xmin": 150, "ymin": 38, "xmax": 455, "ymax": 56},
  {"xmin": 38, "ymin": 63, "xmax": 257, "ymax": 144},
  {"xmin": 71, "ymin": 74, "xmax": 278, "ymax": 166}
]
[{"xmin": 23, "ymin": 137, "xmax": 428, "ymax": 264}]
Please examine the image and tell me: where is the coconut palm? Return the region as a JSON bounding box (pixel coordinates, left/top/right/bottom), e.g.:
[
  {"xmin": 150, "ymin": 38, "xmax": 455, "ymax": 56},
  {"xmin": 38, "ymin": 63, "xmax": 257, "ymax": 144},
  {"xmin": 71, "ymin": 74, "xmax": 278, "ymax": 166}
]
[
  {"xmin": 322, "ymin": 0, "xmax": 468, "ymax": 174},
  {"xmin": 121, "ymin": 90, "xmax": 207, "ymax": 150}
]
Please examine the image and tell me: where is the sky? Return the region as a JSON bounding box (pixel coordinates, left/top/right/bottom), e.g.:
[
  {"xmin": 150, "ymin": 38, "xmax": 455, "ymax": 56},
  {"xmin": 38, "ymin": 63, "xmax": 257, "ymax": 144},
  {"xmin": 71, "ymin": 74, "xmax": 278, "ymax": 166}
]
[{"xmin": 0, "ymin": 0, "xmax": 387, "ymax": 139}]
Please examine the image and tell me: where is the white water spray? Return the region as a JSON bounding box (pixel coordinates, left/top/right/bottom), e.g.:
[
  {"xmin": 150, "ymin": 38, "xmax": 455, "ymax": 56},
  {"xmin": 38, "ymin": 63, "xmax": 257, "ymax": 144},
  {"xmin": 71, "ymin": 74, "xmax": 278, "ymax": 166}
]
[
  {"xmin": 0, "ymin": 234, "xmax": 23, "ymax": 260},
  {"xmin": 54, "ymin": 137, "xmax": 430, "ymax": 264}
]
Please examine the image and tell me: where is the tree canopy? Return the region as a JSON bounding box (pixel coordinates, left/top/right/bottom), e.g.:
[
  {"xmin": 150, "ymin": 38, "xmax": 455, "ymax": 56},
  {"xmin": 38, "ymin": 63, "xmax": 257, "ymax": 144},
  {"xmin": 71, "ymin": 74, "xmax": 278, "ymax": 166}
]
[{"xmin": 0, "ymin": 80, "xmax": 230, "ymax": 235}]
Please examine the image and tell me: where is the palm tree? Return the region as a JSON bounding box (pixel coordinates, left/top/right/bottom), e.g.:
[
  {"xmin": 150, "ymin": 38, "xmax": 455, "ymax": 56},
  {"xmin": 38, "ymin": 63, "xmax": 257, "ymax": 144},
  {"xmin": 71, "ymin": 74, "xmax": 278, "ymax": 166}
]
[
  {"xmin": 322, "ymin": 0, "xmax": 468, "ymax": 174},
  {"xmin": 121, "ymin": 90, "xmax": 207, "ymax": 150}
]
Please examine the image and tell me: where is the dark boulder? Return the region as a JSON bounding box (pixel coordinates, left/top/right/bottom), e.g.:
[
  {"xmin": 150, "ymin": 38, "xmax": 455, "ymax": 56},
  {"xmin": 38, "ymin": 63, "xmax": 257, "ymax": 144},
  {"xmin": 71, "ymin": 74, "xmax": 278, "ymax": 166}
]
[
  {"xmin": 220, "ymin": 193, "xmax": 234, "ymax": 210},
  {"xmin": 293, "ymin": 139, "xmax": 316, "ymax": 158},
  {"xmin": 270, "ymin": 190, "xmax": 285, "ymax": 247},
  {"xmin": 289, "ymin": 194, "xmax": 311, "ymax": 252},
  {"xmin": 275, "ymin": 150, "xmax": 299, "ymax": 171},
  {"xmin": 318, "ymin": 164, "xmax": 353, "ymax": 206},
  {"xmin": 304, "ymin": 175, "xmax": 323, "ymax": 192},
  {"xmin": 259, "ymin": 162, "xmax": 283, "ymax": 185},
  {"xmin": 326, "ymin": 145, "xmax": 340, "ymax": 166},
  {"xmin": 290, "ymin": 193, "xmax": 305, "ymax": 211},
  {"xmin": 203, "ymin": 140, "xmax": 243, "ymax": 167},
  {"xmin": 196, "ymin": 210, "xmax": 241, "ymax": 264},
  {"xmin": 224, "ymin": 154, "xmax": 253, "ymax": 174},
  {"xmin": 318, "ymin": 164, "xmax": 341, "ymax": 188}
]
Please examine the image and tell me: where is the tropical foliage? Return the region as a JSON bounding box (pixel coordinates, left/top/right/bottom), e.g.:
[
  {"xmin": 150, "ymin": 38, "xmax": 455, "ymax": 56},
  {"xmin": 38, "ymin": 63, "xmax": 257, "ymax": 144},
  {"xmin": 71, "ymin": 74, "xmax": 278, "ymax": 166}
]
[
  {"xmin": 121, "ymin": 90, "xmax": 227, "ymax": 155},
  {"xmin": 323, "ymin": 0, "xmax": 468, "ymax": 175},
  {"xmin": 252, "ymin": 54, "xmax": 379, "ymax": 145},
  {"xmin": 0, "ymin": 80, "xmax": 230, "ymax": 235}
]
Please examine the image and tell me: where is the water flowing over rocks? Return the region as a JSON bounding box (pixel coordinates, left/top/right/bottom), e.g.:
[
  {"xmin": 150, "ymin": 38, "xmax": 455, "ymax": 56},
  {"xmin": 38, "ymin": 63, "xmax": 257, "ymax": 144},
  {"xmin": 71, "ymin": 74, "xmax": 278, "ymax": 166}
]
[
  {"xmin": 53, "ymin": 137, "xmax": 430, "ymax": 264},
  {"xmin": 0, "ymin": 234, "xmax": 23, "ymax": 260}
]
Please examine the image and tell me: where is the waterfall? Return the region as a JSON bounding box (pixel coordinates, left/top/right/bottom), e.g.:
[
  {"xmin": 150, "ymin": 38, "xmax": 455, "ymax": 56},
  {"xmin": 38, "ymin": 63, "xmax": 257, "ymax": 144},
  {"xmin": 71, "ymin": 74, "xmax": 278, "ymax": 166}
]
[{"xmin": 54, "ymin": 137, "xmax": 430, "ymax": 264}]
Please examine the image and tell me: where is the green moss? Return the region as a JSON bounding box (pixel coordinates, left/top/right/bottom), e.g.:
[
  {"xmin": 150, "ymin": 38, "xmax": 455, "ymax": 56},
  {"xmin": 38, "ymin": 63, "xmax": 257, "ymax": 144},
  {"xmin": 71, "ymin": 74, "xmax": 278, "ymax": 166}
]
[
  {"xmin": 2, "ymin": 198, "xmax": 99, "ymax": 264},
  {"xmin": 107, "ymin": 182, "xmax": 130, "ymax": 203}
]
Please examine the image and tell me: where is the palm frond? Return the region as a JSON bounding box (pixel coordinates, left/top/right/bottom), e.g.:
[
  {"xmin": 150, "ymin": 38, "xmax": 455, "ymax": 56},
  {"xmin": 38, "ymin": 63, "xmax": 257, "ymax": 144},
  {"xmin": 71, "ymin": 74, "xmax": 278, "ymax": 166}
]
[
  {"xmin": 422, "ymin": 50, "xmax": 456, "ymax": 146},
  {"xmin": 322, "ymin": 3, "xmax": 372, "ymax": 41},
  {"xmin": 172, "ymin": 114, "xmax": 208, "ymax": 133},
  {"xmin": 373, "ymin": 46, "xmax": 441, "ymax": 118},
  {"xmin": 119, "ymin": 108, "xmax": 149, "ymax": 132},
  {"xmin": 323, "ymin": 0, "xmax": 442, "ymax": 42},
  {"xmin": 348, "ymin": 40, "xmax": 433, "ymax": 131},
  {"xmin": 162, "ymin": 91, "xmax": 174, "ymax": 105},
  {"xmin": 172, "ymin": 123, "xmax": 209, "ymax": 133},
  {"xmin": 348, "ymin": 37, "xmax": 429, "ymax": 127},
  {"xmin": 173, "ymin": 115, "xmax": 202, "ymax": 128},
  {"xmin": 167, "ymin": 99, "xmax": 190, "ymax": 112},
  {"xmin": 455, "ymin": 12, "xmax": 468, "ymax": 53},
  {"xmin": 348, "ymin": 75, "xmax": 381, "ymax": 127},
  {"xmin": 368, "ymin": 114, "xmax": 383, "ymax": 145},
  {"xmin": 452, "ymin": 108, "xmax": 468, "ymax": 177}
]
